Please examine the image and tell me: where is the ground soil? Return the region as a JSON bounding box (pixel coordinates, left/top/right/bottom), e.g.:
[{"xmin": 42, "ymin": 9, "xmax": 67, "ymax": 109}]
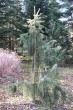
[{"xmin": 0, "ymin": 67, "xmax": 73, "ymax": 110}]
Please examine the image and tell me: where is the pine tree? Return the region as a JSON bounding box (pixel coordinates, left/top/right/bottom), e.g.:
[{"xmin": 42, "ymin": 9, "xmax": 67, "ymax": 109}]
[
  {"xmin": 59, "ymin": 0, "xmax": 73, "ymax": 63},
  {"xmin": 18, "ymin": 7, "xmax": 66, "ymax": 107},
  {"xmin": 18, "ymin": 7, "xmax": 44, "ymax": 81},
  {"xmin": 0, "ymin": 0, "xmax": 26, "ymax": 49},
  {"xmin": 18, "ymin": 7, "xmax": 45, "ymax": 100},
  {"xmin": 24, "ymin": 0, "xmax": 49, "ymax": 18}
]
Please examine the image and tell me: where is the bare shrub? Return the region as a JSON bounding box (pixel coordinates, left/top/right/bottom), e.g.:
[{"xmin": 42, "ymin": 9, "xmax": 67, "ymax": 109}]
[{"xmin": 0, "ymin": 49, "xmax": 23, "ymax": 80}]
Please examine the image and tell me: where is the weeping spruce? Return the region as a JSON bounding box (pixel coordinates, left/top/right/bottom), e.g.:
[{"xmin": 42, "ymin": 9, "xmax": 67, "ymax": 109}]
[
  {"xmin": 18, "ymin": 7, "xmax": 66, "ymax": 109},
  {"xmin": 18, "ymin": 7, "xmax": 44, "ymax": 100},
  {"xmin": 31, "ymin": 7, "xmax": 40, "ymax": 100},
  {"xmin": 27, "ymin": 7, "xmax": 45, "ymax": 100}
]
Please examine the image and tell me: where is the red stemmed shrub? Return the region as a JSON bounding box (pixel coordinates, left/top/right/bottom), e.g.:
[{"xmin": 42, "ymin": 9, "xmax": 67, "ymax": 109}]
[{"xmin": 0, "ymin": 49, "xmax": 23, "ymax": 80}]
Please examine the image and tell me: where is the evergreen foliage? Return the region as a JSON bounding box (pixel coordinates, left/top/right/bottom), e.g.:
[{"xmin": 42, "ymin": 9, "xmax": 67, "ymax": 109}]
[
  {"xmin": 18, "ymin": 7, "xmax": 66, "ymax": 109},
  {"xmin": 0, "ymin": 0, "xmax": 26, "ymax": 49},
  {"xmin": 60, "ymin": 0, "xmax": 73, "ymax": 63},
  {"xmin": 24, "ymin": 0, "xmax": 72, "ymax": 64},
  {"xmin": 24, "ymin": 0, "xmax": 49, "ymax": 18}
]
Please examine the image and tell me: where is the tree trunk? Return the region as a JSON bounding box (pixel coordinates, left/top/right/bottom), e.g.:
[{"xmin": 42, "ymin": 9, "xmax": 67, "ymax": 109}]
[
  {"xmin": 33, "ymin": 33, "xmax": 39, "ymax": 100},
  {"xmin": 9, "ymin": 37, "xmax": 11, "ymax": 50}
]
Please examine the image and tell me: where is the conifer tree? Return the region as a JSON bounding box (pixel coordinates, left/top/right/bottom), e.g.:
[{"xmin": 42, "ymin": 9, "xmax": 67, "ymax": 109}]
[
  {"xmin": 59, "ymin": 0, "xmax": 73, "ymax": 62},
  {"xmin": 0, "ymin": 0, "xmax": 26, "ymax": 49},
  {"xmin": 18, "ymin": 7, "xmax": 44, "ymax": 82},
  {"xmin": 18, "ymin": 7, "xmax": 66, "ymax": 105},
  {"xmin": 24, "ymin": 0, "xmax": 69, "ymax": 48}
]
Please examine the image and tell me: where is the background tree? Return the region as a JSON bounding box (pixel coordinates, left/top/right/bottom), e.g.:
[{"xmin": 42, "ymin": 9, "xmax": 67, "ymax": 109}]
[
  {"xmin": 23, "ymin": 0, "xmax": 72, "ymax": 65},
  {"xmin": 59, "ymin": 0, "xmax": 73, "ymax": 63},
  {"xmin": 24, "ymin": 0, "xmax": 49, "ymax": 18},
  {"xmin": 24, "ymin": 0, "xmax": 69, "ymax": 49},
  {"xmin": 0, "ymin": 0, "xmax": 26, "ymax": 49}
]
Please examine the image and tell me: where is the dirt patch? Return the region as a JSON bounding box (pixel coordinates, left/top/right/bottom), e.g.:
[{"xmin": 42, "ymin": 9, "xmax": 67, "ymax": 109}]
[{"xmin": 0, "ymin": 67, "xmax": 73, "ymax": 110}]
